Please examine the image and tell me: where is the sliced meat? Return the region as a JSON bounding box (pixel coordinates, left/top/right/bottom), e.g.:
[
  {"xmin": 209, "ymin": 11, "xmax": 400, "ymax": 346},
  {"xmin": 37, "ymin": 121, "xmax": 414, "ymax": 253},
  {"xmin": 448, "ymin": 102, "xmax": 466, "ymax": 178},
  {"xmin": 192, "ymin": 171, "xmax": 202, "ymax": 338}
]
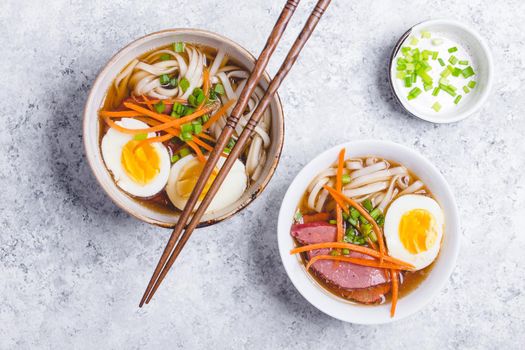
[
  {"xmin": 291, "ymin": 221, "xmax": 390, "ymax": 304},
  {"xmin": 291, "ymin": 222, "xmax": 336, "ymax": 245}
]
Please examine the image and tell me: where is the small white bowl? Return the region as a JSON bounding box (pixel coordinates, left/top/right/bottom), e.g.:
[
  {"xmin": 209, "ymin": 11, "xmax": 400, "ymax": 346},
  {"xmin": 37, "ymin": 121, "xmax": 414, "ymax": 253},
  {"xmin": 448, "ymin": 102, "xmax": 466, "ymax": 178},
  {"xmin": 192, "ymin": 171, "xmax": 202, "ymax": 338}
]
[
  {"xmin": 277, "ymin": 140, "xmax": 460, "ymax": 324},
  {"xmin": 389, "ymin": 19, "xmax": 493, "ymax": 123},
  {"xmin": 83, "ymin": 29, "xmax": 284, "ymax": 228}
]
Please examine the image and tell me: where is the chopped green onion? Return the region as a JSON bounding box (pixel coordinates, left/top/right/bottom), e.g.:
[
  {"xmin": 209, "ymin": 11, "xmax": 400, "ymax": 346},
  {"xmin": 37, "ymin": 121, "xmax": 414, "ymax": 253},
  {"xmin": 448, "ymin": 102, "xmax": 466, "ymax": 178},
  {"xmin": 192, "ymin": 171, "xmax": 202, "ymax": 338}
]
[
  {"xmin": 468, "ymin": 81, "xmax": 477, "ymax": 89},
  {"xmin": 459, "ymin": 60, "xmax": 469, "ymax": 65},
  {"xmin": 410, "ymin": 37, "xmax": 419, "ymax": 45},
  {"xmin": 363, "ymin": 199, "xmax": 373, "ymax": 212},
  {"xmin": 159, "ymin": 74, "xmax": 170, "ymax": 85},
  {"xmin": 173, "ymin": 42, "xmax": 185, "ymax": 53},
  {"xmin": 201, "ymin": 114, "xmax": 210, "ymax": 123},
  {"xmin": 160, "ymin": 53, "xmax": 171, "ymax": 61},
  {"xmin": 431, "ymin": 51, "xmax": 439, "ymax": 60},
  {"xmin": 350, "ymin": 207, "xmax": 360, "ymax": 220},
  {"xmin": 431, "ymin": 38, "xmax": 443, "ymax": 46},
  {"xmin": 448, "ymin": 46, "xmax": 458, "ymax": 53},
  {"xmin": 214, "ymin": 83, "xmax": 225, "ymax": 95},
  {"xmin": 432, "ymin": 87, "xmax": 440, "ymax": 96},
  {"xmin": 179, "ymin": 148, "xmax": 191, "ymax": 157},
  {"xmin": 169, "ymin": 78, "xmax": 178, "ymax": 88},
  {"xmin": 407, "ymin": 87, "xmax": 422, "ymax": 100},
  {"xmin": 342, "ymin": 248, "xmax": 350, "ymax": 255},
  {"xmin": 188, "ymin": 95, "xmax": 197, "ymax": 107},
  {"xmin": 193, "ymin": 124, "xmax": 202, "ymax": 134},
  {"xmin": 181, "ymin": 123, "xmax": 193, "ymax": 133},
  {"xmin": 183, "ymin": 107, "xmax": 195, "ymax": 116},
  {"xmin": 421, "ymin": 31, "xmax": 431, "ymax": 39},
  {"xmin": 329, "ymin": 219, "xmax": 337, "ymax": 225},
  {"xmin": 227, "ymin": 138, "xmax": 236, "ymax": 149},
  {"xmin": 432, "ymin": 101, "xmax": 442, "ymax": 112},
  {"xmin": 448, "ymin": 55, "xmax": 458, "ymax": 65},
  {"xmin": 462, "ymin": 66, "xmax": 475, "ymax": 78},
  {"xmin": 440, "ymin": 67, "xmax": 451, "ymax": 78},
  {"xmin": 404, "ymin": 75, "xmax": 412, "ymax": 88},
  {"xmin": 438, "ymin": 58, "xmax": 445, "ymax": 66},
  {"xmin": 463, "ymin": 86, "xmax": 470, "ymax": 93},
  {"xmin": 348, "ymin": 217, "xmax": 358, "ymax": 227},
  {"xmin": 179, "ymin": 131, "xmax": 193, "ymax": 142},
  {"xmin": 171, "ymin": 154, "xmax": 180, "ymax": 163},
  {"xmin": 134, "ymin": 133, "xmax": 148, "ymax": 141},
  {"xmin": 396, "ymin": 71, "xmax": 406, "ymax": 79},
  {"xmin": 370, "ymin": 208, "xmax": 382, "ymax": 220},
  {"xmin": 439, "ymin": 84, "xmax": 457, "ymax": 96},
  {"xmin": 342, "ymin": 174, "xmax": 351, "ymax": 185},
  {"xmin": 154, "ymin": 101, "xmax": 165, "ymax": 113},
  {"xmin": 452, "ymin": 67, "xmax": 462, "ymax": 77},
  {"xmin": 330, "ymin": 250, "xmax": 341, "ymax": 256},
  {"xmin": 294, "ymin": 210, "xmax": 303, "ymax": 222},
  {"xmin": 376, "ymin": 215, "xmax": 385, "ymax": 227},
  {"xmin": 454, "ymin": 95, "xmax": 462, "ymax": 104},
  {"xmin": 179, "ymin": 78, "xmax": 190, "ymax": 92}
]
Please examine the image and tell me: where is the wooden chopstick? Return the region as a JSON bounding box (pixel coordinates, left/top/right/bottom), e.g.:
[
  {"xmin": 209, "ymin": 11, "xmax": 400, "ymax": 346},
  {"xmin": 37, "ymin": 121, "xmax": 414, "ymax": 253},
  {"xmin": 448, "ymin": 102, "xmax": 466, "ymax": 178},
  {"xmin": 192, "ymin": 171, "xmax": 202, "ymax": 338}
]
[
  {"xmin": 139, "ymin": 0, "xmax": 301, "ymax": 308},
  {"xmin": 143, "ymin": 0, "xmax": 333, "ymax": 305}
]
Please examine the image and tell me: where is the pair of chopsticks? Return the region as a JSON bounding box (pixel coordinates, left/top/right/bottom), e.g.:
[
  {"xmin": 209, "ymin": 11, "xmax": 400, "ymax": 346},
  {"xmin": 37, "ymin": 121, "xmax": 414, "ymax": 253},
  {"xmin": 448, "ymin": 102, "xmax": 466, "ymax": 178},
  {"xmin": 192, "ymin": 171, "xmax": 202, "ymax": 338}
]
[{"xmin": 139, "ymin": 0, "xmax": 332, "ymax": 307}]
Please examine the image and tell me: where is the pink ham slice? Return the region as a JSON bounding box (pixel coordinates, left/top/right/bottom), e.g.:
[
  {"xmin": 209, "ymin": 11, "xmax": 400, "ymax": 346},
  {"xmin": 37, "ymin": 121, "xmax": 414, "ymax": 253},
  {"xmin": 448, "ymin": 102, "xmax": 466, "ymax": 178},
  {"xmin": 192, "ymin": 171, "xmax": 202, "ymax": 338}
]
[{"xmin": 291, "ymin": 221, "xmax": 390, "ymax": 304}]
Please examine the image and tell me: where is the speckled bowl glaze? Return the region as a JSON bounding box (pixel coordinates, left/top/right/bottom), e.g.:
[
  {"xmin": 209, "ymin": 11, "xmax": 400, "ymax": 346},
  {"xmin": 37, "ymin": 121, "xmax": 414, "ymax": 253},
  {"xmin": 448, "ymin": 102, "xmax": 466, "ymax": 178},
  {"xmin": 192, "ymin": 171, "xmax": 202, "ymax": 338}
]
[
  {"xmin": 84, "ymin": 29, "xmax": 284, "ymax": 228},
  {"xmin": 389, "ymin": 19, "xmax": 493, "ymax": 123},
  {"xmin": 278, "ymin": 140, "xmax": 460, "ymax": 324}
]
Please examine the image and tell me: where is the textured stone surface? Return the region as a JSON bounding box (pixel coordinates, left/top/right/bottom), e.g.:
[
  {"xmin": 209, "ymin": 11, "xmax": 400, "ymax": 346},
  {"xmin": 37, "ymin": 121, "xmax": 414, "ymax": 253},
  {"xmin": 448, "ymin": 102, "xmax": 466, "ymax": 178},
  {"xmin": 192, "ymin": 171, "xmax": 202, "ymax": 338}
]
[{"xmin": 1, "ymin": 0, "xmax": 524, "ymax": 348}]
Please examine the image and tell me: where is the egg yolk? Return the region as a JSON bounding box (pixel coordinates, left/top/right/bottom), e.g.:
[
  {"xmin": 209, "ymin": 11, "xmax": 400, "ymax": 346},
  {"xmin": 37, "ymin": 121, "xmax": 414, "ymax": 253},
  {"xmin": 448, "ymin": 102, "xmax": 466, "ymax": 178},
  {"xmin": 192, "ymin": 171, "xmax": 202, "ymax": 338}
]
[
  {"xmin": 398, "ymin": 209, "xmax": 438, "ymax": 254},
  {"xmin": 176, "ymin": 159, "xmax": 218, "ymax": 201},
  {"xmin": 121, "ymin": 140, "xmax": 160, "ymax": 185}
]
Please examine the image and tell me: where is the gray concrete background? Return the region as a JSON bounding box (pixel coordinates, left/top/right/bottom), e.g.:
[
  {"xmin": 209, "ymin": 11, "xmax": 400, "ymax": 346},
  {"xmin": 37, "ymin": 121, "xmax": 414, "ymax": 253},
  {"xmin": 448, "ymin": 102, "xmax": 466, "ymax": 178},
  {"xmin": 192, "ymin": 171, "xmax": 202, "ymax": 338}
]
[{"xmin": 1, "ymin": 0, "xmax": 524, "ymax": 348}]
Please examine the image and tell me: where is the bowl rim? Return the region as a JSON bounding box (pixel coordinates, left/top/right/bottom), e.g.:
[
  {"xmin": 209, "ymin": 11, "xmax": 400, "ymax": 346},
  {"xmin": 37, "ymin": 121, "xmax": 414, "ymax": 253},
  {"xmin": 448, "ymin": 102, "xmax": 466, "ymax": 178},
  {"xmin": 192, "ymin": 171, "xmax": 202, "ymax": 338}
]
[
  {"xmin": 388, "ymin": 19, "xmax": 493, "ymax": 124},
  {"xmin": 277, "ymin": 140, "xmax": 460, "ymax": 324},
  {"xmin": 83, "ymin": 28, "xmax": 285, "ymax": 228}
]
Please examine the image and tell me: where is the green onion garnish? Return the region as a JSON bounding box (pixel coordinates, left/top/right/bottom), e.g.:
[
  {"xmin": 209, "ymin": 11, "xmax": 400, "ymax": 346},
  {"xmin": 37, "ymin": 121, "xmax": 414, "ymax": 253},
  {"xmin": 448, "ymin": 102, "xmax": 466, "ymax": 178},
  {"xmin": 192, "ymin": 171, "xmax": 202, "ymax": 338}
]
[
  {"xmin": 329, "ymin": 219, "xmax": 337, "ymax": 225},
  {"xmin": 462, "ymin": 66, "xmax": 475, "ymax": 78},
  {"xmin": 134, "ymin": 133, "xmax": 148, "ymax": 141},
  {"xmin": 179, "ymin": 131, "xmax": 193, "ymax": 142},
  {"xmin": 193, "ymin": 124, "xmax": 202, "ymax": 134},
  {"xmin": 154, "ymin": 101, "xmax": 165, "ymax": 113},
  {"xmin": 468, "ymin": 81, "xmax": 477, "ymax": 89},
  {"xmin": 452, "ymin": 67, "xmax": 462, "ymax": 77},
  {"xmin": 404, "ymin": 75, "xmax": 412, "ymax": 88},
  {"xmin": 463, "ymin": 86, "xmax": 470, "ymax": 93},
  {"xmin": 448, "ymin": 55, "xmax": 458, "ymax": 65},
  {"xmin": 438, "ymin": 58, "xmax": 445, "ymax": 66},
  {"xmin": 459, "ymin": 60, "xmax": 469, "ymax": 65},
  {"xmin": 421, "ymin": 31, "xmax": 431, "ymax": 39},
  {"xmin": 432, "ymin": 102, "xmax": 442, "ymax": 112},
  {"xmin": 440, "ymin": 67, "xmax": 451, "ymax": 78},
  {"xmin": 214, "ymin": 83, "xmax": 225, "ymax": 95},
  {"xmin": 407, "ymin": 87, "xmax": 422, "ymax": 100},
  {"xmin": 448, "ymin": 46, "xmax": 458, "ymax": 53},
  {"xmin": 181, "ymin": 123, "xmax": 193, "ymax": 133},
  {"xmin": 159, "ymin": 74, "xmax": 170, "ymax": 85},
  {"xmin": 169, "ymin": 78, "xmax": 178, "ymax": 88},
  {"xmin": 439, "ymin": 84, "xmax": 457, "ymax": 96},
  {"xmin": 171, "ymin": 154, "xmax": 180, "ymax": 163},
  {"xmin": 173, "ymin": 42, "xmax": 185, "ymax": 53},
  {"xmin": 342, "ymin": 174, "xmax": 351, "ymax": 185},
  {"xmin": 424, "ymin": 83, "xmax": 433, "ymax": 92},
  {"xmin": 454, "ymin": 95, "xmax": 463, "ymax": 104},
  {"xmin": 432, "ymin": 51, "xmax": 439, "ymax": 60},
  {"xmin": 179, "ymin": 78, "xmax": 190, "ymax": 92},
  {"xmin": 363, "ymin": 199, "xmax": 373, "ymax": 212},
  {"xmin": 179, "ymin": 148, "xmax": 191, "ymax": 157},
  {"xmin": 342, "ymin": 248, "xmax": 350, "ymax": 255},
  {"xmin": 201, "ymin": 114, "xmax": 210, "ymax": 123},
  {"xmin": 160, "ymin": 54, "xmax": 171, "ymax": 61},
  {"xmin": 432, "ymin": 87, "xmax": 440, "ymax": 96},
  {"xmin": 410, "ymin": 37, "xmax": 419, "ymax": 45},
  {"xmin": 431, "ymin": 38, "xmax": 443, "ymax": 46}
]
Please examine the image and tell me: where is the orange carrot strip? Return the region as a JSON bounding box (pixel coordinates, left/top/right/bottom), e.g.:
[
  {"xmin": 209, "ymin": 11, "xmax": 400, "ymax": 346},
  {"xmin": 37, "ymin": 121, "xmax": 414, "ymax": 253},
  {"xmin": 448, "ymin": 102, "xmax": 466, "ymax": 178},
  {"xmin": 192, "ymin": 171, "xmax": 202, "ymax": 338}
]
[
  {"xmin": 203, "ymin": 99, "xmax": 236, "ymax": 130},
  {"xmin": 366, "ymin": 237, "xmax": 378, "ymax": 251},
  {"xmin": 305, "ymin": 255, "xmax": 405, "ymax": 272},
  {"xmin": 336, "ymin": 148, "xmax": 345, "ymax": 243},
  {"xmin": 290, "ymin": 242, "xmax": 414, "ymax": 269},
  {"xmin": 198, "ymin": 69, "xmax": 210, "ymax": 110},
  {"xmin": 324, "ymin": 185, "xmax": 386, "ymax": 261},
  {"xmin": 99, "ymin": 110, "xmax": 145, "ymax": 118},
  {"xmin": 197, "ymin": 132, "xmax": 215, "ymax": 142},
  {"xmin": 390, "ymin": 269, "xmax": 399, "ymax": 317},
  {"xmin": 191, "ymin": 136, "xmax": 213, "ymax": 152},
  {"xmin": 186, "ymin": 140, "xmax": 205, "ymax": 162},
  {"xmin": 141, "ymin": 94, "xmax": 155, "ymax": 111},
  {"xmin": 133, "ymin": 95, "xmax": 187, "ymax": 105}
]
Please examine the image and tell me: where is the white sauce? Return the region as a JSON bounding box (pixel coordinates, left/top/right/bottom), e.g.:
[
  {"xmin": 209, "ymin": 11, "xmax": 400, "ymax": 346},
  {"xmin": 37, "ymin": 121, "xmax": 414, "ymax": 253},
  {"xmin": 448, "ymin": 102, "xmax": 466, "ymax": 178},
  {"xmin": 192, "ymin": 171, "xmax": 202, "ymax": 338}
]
[{"xmin": 393, "ymin": 30, "xmax": 477, "ymax": 115}]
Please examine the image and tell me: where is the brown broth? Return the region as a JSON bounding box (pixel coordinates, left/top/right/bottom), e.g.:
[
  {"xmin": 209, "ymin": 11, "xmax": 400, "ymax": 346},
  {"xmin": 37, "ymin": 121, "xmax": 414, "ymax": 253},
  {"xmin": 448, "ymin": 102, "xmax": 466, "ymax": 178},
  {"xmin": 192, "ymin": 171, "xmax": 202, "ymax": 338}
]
[
  {"xmin": 293, "ymin": 157, "xmax": 439, "ymax": 304},
  {"xmin": 98, "ymin": 42, "xmax": 270, "ymax": 215}
]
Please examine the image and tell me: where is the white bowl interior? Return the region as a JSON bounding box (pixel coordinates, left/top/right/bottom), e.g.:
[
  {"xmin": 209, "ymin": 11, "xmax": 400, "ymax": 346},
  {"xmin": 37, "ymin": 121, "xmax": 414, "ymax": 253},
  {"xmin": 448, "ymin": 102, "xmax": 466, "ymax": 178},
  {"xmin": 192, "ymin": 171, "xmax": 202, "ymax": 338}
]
[
  {"xmin": 84, "ymin": 30, "xmax": 283, "ymax": 227},
  {"xmin": 390, "ymin": 19, "xmax": 493, "ymax": 123},
  {"xmin": 277, "ymin": 140, "xmax": 460, "ymax": 324}
]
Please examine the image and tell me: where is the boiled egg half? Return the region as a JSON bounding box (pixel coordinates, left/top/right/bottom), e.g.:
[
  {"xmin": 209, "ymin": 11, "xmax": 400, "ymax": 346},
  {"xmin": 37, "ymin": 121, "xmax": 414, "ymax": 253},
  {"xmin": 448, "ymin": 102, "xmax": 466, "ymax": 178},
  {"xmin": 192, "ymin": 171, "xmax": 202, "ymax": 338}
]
[
  {"xmin": 384, "ymin": 194, "xmax": 444, "ymax": 270},
  {"xmin": 101, "ymin": 118, "xmax": 170, "ymax": 197},
  {"xmin": 166, "ymin": 155, "xmax": 247, "ymax": 214}
]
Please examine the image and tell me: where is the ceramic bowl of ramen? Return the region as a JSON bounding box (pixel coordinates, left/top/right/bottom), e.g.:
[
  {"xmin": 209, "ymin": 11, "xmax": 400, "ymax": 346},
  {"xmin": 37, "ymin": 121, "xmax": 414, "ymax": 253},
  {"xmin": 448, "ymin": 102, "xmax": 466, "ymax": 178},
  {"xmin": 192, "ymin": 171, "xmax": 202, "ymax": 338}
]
[
  {"xmin": 277, "ymin": 140, "xmax": 460, "ymax": 324},
  {"xmin": 84, "ymin": 29, "xmax": 284, "ymax": 227}
]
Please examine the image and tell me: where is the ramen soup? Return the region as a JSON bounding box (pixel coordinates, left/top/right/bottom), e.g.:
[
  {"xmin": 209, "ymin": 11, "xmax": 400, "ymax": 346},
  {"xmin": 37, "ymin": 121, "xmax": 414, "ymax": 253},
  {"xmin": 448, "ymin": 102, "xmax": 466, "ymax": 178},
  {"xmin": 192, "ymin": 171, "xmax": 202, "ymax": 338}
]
[
  {"xmin": 98, "ymin": 42, "xmax": 272, "ymax": 215},
  {"xmin": 289, "ymin": 150, "xmax": 444, "ymax": 317}
]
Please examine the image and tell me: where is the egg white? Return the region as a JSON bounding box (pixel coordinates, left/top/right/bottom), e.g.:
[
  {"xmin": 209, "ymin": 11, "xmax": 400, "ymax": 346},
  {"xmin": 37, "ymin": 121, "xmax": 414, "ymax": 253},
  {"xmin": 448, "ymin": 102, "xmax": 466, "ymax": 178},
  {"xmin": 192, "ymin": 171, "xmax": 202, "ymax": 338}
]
[
  {"xmin": 384, "ymin": 194, "xmax": 444, "ymax": 270},
  {"xmin": 165, "ymin": 155, "xmax": 247, "ymax": 214},
  {"xmin": 101, "ymin": 118, "xmax": 170, "ymax": 197}
]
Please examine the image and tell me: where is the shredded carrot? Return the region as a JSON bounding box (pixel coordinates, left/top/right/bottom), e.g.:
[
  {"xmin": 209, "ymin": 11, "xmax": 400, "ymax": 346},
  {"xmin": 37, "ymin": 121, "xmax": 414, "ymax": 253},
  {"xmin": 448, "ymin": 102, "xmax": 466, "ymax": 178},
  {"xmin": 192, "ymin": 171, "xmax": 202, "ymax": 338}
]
[
  {"xmin": 305, "ymin": 255, "xmax": 406, "ymax": 272},
  {"xmin": 134, "ymin": 117, "xmax": 180, "ymax": 137},
  {"xmin": 302, "ymin": 212, "xmax": 331, "ymax": 224},
  {"xmin": 390, "ymin": 269, "xmax": 399, "ymax": 317},
  {"xmin": 366, "ymin": 237, "xmax": 378, "ymax": 250},
  {"xmin": 336, "ymin": 148, "xmax": 345, "ymax": 243},
  {"xmin": 133, "ymin": 95, "xmax": 187, "ymax": 105},
  {"xmin": 290, "ymin": 242, "xmax": 414, "ymax": 269},
  {"xmin": 191, "ymin": 136, "xmax": 213, "ymax": 152},
  {"xmin": 198, "ymin": 69, "xmax": 210, "ymax": 111},
  {"xmin": 134, "ymin": 133, "xmax": 174, "ymax": 151},
  {"xmin": 324, "ymin": 185, "xmax": 386, "ymax": 262},
  {"xmin": 197, "ymin": 132, "xmax": 215, "ymax": 142},
  {"xmin": 141, "ymin": 94, "xmax": 155, "ymax": 111},
  {"xmin": 203, "ymin": 99, "xmax": 236, "ymax": 130},
  {"xmin": 186, "ymin": 140, "xmax": 205, "ymax": 162},
  {"xmin": 99, "ymin": 110, "xmax": 145, "ymax": 118},
  {"xmin": 124, "ymin": 102, "xmax": 172, "ymax": 123}
]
